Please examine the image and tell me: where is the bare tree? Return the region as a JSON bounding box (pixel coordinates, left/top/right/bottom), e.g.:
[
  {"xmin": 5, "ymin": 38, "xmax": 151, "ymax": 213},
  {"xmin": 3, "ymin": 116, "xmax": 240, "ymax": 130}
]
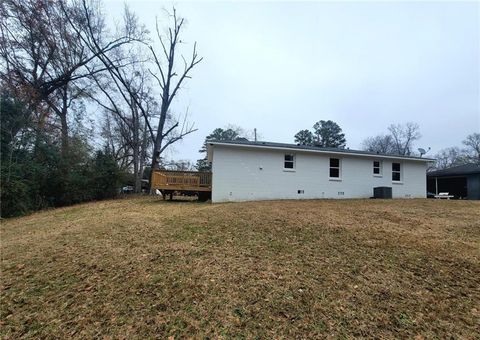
[
  {"xmin": 71, "ymin": 5, "xmax": 203, "ymax": 184},
  {"xmin": 462, "ymin": 132, "xmax": 480, "ymax": 164},
  {"xmin": 361, "ymin": 123, "xmax": 422, "ymax": 156},
  {"xmin": 433, "ymin": 147, "xmax": 466, "ymax": 169},
  {"xmin": 91, "ymin": 58, "xmax": 157, "ymax": 193},
  {"xmin": 388, "ymin": 122, "xmax": 421, "ymax": 156},
  {"xmin": 164, "ymin": 159, "xmax": 196, "ymax": 171},
  {"xmin": 361, "ymin": 134, "xmax": 396, "ymax": 154},
  {"xmin": 0, "ymin": 0, "xmax": 145, "ymax": 157},
  {"xmin": 431, "ymin": 132, "xmax": 480, "ymax": 169},
  {"xmin": 148, "ymin": 8, "xmax": 202, "ymax": 172}
]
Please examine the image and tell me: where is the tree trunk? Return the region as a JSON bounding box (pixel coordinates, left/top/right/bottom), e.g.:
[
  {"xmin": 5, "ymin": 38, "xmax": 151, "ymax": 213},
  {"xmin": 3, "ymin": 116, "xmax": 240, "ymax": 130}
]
[
  {"xmin": 138, "ymin": 119, "xmax": 148, "ymax": 192},
  {"xmin": 132, "ymin": 105, "xmax": 141, "ymax": 193},
  {"xmin": 149, "ymin": 87, "xmax": 170, "ymax": 192},
  {"xmin": 150, "ymin": 88, "xmax": 170, "ymax": 171},
  {"xmin": 48, "ymin": 85, "xmax": 70, "ymax": 159},
  {"xmin": 149, "ymin": 110, "xmax": 166, "ymax": 193},
  {"xmin": 60, "ymin": 110, "xmax": 69, "ymax": 158}
]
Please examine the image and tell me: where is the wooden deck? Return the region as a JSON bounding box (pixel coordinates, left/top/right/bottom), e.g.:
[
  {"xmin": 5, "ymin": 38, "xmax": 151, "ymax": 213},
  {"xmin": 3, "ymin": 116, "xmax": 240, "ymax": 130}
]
[{"xmin": 151, "ymin": 170, "xmax": 212, "ymax": 192}]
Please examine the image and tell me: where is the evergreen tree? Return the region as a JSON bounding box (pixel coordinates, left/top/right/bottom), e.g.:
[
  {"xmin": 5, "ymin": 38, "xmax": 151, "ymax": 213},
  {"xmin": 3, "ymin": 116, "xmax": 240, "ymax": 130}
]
[
  {"xmin": 0, "ymin": 91, "xmax": 124, "ymax": 218},
  {"xmin": 312, "ymin": 120, "xmax": 346, "ymax": 148},
  {"xmin": 294, "ymin": 130, "xmax": 314, "ymax": 146},
  {"xmin": 196, "ymin": 127, "xmax": 248, "ymax": 171},
  {"xmin": 91, "ymin": 148, "xmax": 122, "ymax": 200}
]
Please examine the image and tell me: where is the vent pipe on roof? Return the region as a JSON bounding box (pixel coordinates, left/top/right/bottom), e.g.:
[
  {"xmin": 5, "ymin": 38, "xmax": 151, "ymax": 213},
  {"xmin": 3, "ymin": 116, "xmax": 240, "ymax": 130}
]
[{"xmin": 254, "ymin": 128, "xmax": 257, "ymax": 142}]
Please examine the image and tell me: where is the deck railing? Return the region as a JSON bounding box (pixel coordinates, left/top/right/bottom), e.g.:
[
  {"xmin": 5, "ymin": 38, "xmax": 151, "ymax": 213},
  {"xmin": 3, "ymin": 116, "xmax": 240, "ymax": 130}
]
[{"xmin": 151, "ymin": 170, "xmax": 212, "ymax": 190}]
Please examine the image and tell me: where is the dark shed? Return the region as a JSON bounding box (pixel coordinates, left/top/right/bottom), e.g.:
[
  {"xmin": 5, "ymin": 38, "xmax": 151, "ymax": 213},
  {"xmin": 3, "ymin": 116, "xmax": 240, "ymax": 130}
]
[{"xmin": 427, "ymin": 164, "xmax": 480, "ymax": 200}]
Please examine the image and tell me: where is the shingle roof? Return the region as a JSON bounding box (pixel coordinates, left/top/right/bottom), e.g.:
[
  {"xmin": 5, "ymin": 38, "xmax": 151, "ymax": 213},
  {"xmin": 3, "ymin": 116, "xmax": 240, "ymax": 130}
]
[
  {"xmin": 207, "ymin": 140, "xmax": 435, "ymax": 162},
  {"xmin": 427, "ymin": 163, "xmax": 480, "ymax": 177}
]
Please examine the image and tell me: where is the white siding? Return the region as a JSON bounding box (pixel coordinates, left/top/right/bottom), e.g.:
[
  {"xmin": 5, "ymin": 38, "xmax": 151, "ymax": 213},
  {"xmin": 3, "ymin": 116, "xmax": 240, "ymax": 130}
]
[{"xmin": 211, "ymin": 145, "xmax": 427, "ymax": 202}]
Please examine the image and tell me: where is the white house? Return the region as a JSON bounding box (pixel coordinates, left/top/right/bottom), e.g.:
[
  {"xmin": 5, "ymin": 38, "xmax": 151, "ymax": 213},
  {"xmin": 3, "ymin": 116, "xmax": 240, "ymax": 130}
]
[{"xmin": 206, "ymin": 140, "xmax": 434, "ymax": 203}]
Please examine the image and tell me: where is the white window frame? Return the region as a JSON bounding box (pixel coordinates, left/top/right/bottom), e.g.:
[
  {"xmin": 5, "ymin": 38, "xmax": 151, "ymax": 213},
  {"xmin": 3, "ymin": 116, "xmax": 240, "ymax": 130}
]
[
  {"xmin": 284, "ymin": 154, "xmax": 296, "ymax": 171},
  {"xmin": 329, "ymin": 158, "xmax": 342, "ymax": 180},
  {"xmin": 373, "ymin": 160, "xmax": 382, "ymax": 177},
  {"xmin": 392, "ymin": 162, "xmax": 402, "ymax": 182}
]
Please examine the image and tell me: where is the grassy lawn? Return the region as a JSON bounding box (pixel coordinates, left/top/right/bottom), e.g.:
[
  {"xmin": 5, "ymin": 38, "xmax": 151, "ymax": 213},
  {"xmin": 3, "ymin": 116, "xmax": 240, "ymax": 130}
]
[{"xmin": 1, "ymin": 197, "xmax": 479, "ymax": 338}]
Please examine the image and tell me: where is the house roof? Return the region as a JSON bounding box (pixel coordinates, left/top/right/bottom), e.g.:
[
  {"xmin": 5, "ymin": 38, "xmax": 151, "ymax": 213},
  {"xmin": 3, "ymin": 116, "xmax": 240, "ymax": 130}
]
[
  {"xmin": 207, "ymin": 140, "xmax": 435, "ymax": 162},
  {"xmin": 427, "ymin": 163, "xmax": 480, "ymax": 177}
]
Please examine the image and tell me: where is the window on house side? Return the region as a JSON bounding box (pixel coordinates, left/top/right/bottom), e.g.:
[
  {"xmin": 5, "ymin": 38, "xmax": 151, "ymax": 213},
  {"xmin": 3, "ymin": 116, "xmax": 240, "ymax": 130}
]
[
  {"xmin": 373, "ymin": 161, "xmax": 381, "ymax": 175},
  {"xmin": 284, "ymin": 154, "xmax": 295, "ymax": 169},
  {"xmin": 329, "ymin": 158, "xmax": 340, "ymax": 178},
  {"xmin": 392, "ymin": 162, "xmax": 401, "ymax": 181}
]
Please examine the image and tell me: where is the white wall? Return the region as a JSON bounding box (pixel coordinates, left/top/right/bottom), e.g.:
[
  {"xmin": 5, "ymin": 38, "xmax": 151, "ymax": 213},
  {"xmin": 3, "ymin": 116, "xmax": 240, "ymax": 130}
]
[{"xmin": 211, "ymin": 145, "xmax": 427, "ymax": 202}]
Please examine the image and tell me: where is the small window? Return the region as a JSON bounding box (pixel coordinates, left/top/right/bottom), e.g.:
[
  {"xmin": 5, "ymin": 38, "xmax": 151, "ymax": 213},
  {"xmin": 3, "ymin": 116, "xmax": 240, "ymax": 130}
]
[
  {"xmin": 392, "ymin": 162, "xmax": 401, "ymax": 181},
  {"xmin": 329, "ymin": 158, "xmax": 340, "ymax": 178},
  {"xmin": 284, "ymin": 154, "xmax": 295, "ymax": 169},
  {"xmin": 373, "ymin": 160, "xmax": 382, "ymax": 175}
]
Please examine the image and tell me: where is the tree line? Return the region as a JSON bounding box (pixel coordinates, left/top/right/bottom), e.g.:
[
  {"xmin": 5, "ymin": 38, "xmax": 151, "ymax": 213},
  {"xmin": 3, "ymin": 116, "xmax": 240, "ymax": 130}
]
[
  {"xmin": 196, "ymin": 122, "xmax": 479, "ymax": 172},
  {"xmin": 1, "ymin": 0, "xmax": 202, "ymax": 217},
  {"xmin": 361, "ymin": 125, "xmax": 479, "ymax": 167},
  {"xmin": 432, "ymin": 133, "xmax": 480, "ymax": 168}
]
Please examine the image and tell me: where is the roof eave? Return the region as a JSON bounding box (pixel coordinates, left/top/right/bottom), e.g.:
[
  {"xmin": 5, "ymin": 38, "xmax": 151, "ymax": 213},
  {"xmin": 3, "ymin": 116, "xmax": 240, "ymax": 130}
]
[{"xmin": 208, "ymin": 141, "xmax": 435, "ymax": 162}]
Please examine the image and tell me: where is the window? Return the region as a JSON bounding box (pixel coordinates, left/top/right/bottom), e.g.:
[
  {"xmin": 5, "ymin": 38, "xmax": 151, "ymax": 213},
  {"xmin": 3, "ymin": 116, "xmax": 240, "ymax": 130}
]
[
  {"xmin": 329, "ymin": 158, "xmax": 341, "ymax": 178},
  {"xmin": 392, "ymin": 162, "xmax": 401, "ymax": 181},
  {"xmin": 284, "ymin": 154, "xmax": 295, "ymax": 169},
  {"xmin": 373, "ymin": 160, "xmax": 382, "ymax": 175}
]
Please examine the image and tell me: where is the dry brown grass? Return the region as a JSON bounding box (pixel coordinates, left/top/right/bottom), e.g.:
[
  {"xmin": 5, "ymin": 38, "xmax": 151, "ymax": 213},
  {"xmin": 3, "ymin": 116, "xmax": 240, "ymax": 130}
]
[{"xmin": 1, "ymin": 197, "xmax": 479, "ymax": 338}]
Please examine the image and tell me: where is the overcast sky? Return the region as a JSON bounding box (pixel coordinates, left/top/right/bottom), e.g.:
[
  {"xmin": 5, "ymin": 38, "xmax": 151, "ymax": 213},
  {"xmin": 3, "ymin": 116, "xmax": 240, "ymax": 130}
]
[{"xmin": 107, "ymin": 0, "xmax": 479, "ymax": 162}]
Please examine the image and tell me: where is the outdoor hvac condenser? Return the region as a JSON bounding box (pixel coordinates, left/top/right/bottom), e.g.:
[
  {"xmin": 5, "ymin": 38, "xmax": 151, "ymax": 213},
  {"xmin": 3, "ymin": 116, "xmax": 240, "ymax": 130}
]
[{"xmin": 373, "ymin": 186, "xmax": 392, "ymax": 199}]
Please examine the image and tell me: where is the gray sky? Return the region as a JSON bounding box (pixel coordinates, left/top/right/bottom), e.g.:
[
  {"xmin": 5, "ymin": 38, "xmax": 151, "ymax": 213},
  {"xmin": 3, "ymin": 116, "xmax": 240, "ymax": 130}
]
[{"xmin": 108, "ymin": 0, "xmax": 479, "ymax": 162}]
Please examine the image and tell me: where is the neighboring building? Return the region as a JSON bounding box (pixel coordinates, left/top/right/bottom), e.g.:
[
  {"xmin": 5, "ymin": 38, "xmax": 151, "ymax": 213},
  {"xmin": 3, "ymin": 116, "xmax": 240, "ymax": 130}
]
[
  {"xmin": 427, "ymin": 164, "xmax": 480, "ymax": 200},
  {"xmin": 206, "ymin": 140, "xmax": 433, "ymax": 202}
]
